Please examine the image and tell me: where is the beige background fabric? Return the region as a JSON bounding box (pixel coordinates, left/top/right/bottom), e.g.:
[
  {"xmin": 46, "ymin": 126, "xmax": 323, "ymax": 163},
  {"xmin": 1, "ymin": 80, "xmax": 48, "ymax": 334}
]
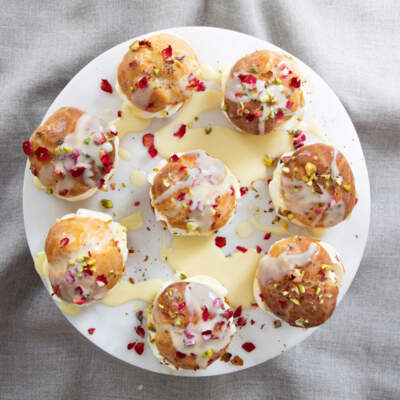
[{"xmin": 1, "ymin": 1, "xmax": 399, "ymax": 399}]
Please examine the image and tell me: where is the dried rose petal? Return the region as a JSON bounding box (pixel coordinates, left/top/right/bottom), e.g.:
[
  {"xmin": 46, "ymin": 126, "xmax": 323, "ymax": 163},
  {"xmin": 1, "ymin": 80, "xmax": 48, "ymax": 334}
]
[
  {"xmin": 134, "ymin": 342, "xmax": 144, "ymax": 355},
  {"xmin": 138, "ymin": 76, "xmax": 149, "ymax": 89},
  {"xmin": 100, "ymin": 79, "xmax": 113, "ymax": 94},
  {"xmin": 127, "ymin": 342, "xmax": 135, "ymax": 350},
  {"xmin": 136, "ymin": 310, "xmax": 144, "ymax": 324},
  {"xmin": 289, "ymin": 77, "xmax": 301, "ymax": 88},
  {"xmin": 88, "ymin": 328, "xmax": 95, "ymax": 335},
  {"xmin": 142, "ymin": 133, "xmax": 154, "ymax": 148},
  {"xmin": 177, "ymin": 192, "xmax": 186, "ymax": 201},
  {"xmin": 222, "ymin": 309, "xmax": 233, "ymax": 319},
  {"xmin": 213, "ymin": 298, "xmax": 223, "ymax": 308},
  {"xmin": 236, "ymin": 246, "xmax": 248, "ymax": 253},
  {"xmin": 51, "ymin": 285, "xmax": 60, "ymax": 296},
  {"xmin": 278, "ymin": 299, "xmax": 287, "ymax": 309},
  {"xmin": 161, "ymin": 45, "xmax": 172, "ymax": 60},
  {"xmin": 256, "ymin": 246, "xmax": 262, "ymax": 254},
  {"xmin": 264, "ymin": 232, "xmax": 271, "ymax": 240},
  {"xmin": 233, "ymin": 306, "xmax": 242, "ymax": 318},
  {"xmin": 70, "ymin": 166, "xmax": 86, "ymax": 177},
  {"xmin": 135, "ymin": 326, "xmax": 145, "ymax": 338},
  {"xmin": 186, "ymin": 77, "xmax": 206, "ymax": 92},
  {"xmin": 242, "ymin": 342, "xmax": 256, "ymax": 352},
  {"xmin": 148, "ymin": 145, "xmax": 158, "ymax": 158},
  {"xmin": 58, "ymin": 189, "xmax": 69, "ymax": 197},
  {"xmin": 22, "ymin": 140, "xmax": 32, "ymax": 155},
  {"xmin": 73, "ymin": 298, "xmax": 86, "ymax": 305},
  {"xmin": 59, "ymin": 237, "xmax": 69, "ymax": 248},
  {"xmin": 96, "ymin": 275, "xmax": 108, "ymax": 287},
  {"xmin": 138, "ymin": 40, "xmax": 152, "ymax": 48},
  {"xmin": 245, "ymin": 114, "xmax": 255, "ymax": 122},
  {"xmin": 173, "ymin": 124, "xmax": 186, "ymax": 139},
  {"xmin": 170, "ymin": 154, "xmax": 179, "ymax": 162},
  {"xmin": 178, "ymin": 301, "xmax": 186, "ymax": 310},
  {"xmin": 175, "ymin": 351, "xmax": 186, "ymax": 359},
  {"xmin": 237, "ymin": 317, "xmax": 247, "ymax": 327},
  {"xmin": 202, "ymin": 305, "xmax": 209, "ymax": 322},
  {"xmin": 240, "ymin": 186, "xmax": 248, "ymax": 196},
  {"xmin": 275, "ymin": 109, "xmax": 284, "ymax": 121},
  {"xmin": 215, "ymin": 236, "xmax": 226, "ymax": 248},
  {"xmin": 238, "ymin": 74, "xmax": 257, "ymax": 85},
  {"xmin": 117, "ymin": 110, "xmax": 122, "ymax": 118},
  {"xmin": 201, "ymin": 330, "xmax": 212, "ymax": 341},
  {"xmin": 134, "ymin": 201, "xmax": 140, "ymax": 206},
  {"xmin": 286, "ymin": 100, "xmax": 294, "ymax": 109},
  {"xmin": 35, "ymin": 147, "xmax": 50, "ymax": 162}
]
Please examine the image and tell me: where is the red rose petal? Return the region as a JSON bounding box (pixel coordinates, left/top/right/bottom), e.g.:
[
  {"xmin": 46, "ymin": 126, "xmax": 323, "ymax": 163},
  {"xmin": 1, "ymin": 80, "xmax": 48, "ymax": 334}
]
[
  {"xmin": 100, "ymin": 79, "xmax": 113, "ymax": 94},
  {"xmin": 88, "ymin": 328, "xmax": 95, "ymax": 335},
  {"xmin": 138, "ymin": 40, "xmax": 152, "ymax": 48},
  {"xmin": 256, "ymin": 245, "xmax": 262, "ymax": 254},
  {"xmin": 70, "ymin": 166, "xmax": 86, "ymax": 177},
  {"xmin": 59, "ymin": 237, "xmax": 69, "ymax": 248},
  {"xmin": 170, "ymin": 154, "xmax": 179, "ymax": 162},
  {"xmin": 236, "ymin": 246, "xmax": 248, "ymax": 253},
  {"xmin": 127, "ymin": 342, "xmax": 135, "ymax": 350},
  {"xmin": 202, "ymin": 305, "xmax": 209, "ymax": 322},
  {"xmin": 135, "ymin": 326, "xmax": 145, "ymax": 338},
  {"xmin": 240, "ymin": 186, "xmax": 248, "ymax": 196},
  {"xmin": 58, "ymin": 189, "xmax": 69, "ymax": 197},
  {"xmin": 355, "ymin": 198, "xmax": 358, "ymax": 205},
  {"xmin": 186, "ymin": 77, "xmax": 206, "ymax": 92},
  {"xmin": 161, "ymin": 45, "xmax": 172, "ymax": 60},
  {"xmin": 177, "ymin": 192, "xmax": 186, "ymax": 201},
  {"xmin": 73, "ymin": 298, "xmax": 86, "ymax": 305},
  {"xmin": 176, "ymin": 351, "xmax": 186, "ymax": 359},
  {"xmin": 276, "ymin": 109, "xmax": 284, "ymax": 121},
  {"xmin": 242, "ymin": 342, "xmax": 256, "ymax": 352},
  {"xmin": 238, "ymin": 74, "xmax": 257, "ymax": 85},
  {"xmin": 286, "ymin": 100, "xmax": 294, "ymax": 109},
  {"xmin": 215, "ymin": 236, "xmax": 226, "ymax": 248},
  {"xmin": 117, "ymin": 110, "xmax": 122, "ymax": 118},
  {"xmin": 222, "ymin": 309, "xmax": 233, "ymax": 320},
  {"xmin": 201, "ymin": 330, "xmax": 213, "ymax": 341},
  {"xmin": 22, "ymin": 140, "xmax": 32, "ymax": 155},
  {"xmin": 264, "ymin": 232, "xmax": 271, "ymax": 240},
  {"xmin": 51, "ymin": 285, "xmax": 60, "ymax": 296},
  {"xmin": 173, "ymin": 124, "xmax": 186, "ymax": 138},
  {"xmin": 289, "ymin": 77, "xmax": 301, "ymax": 88},
  {"xmin": 134, "ymin": 201, "xmax": 140, "ymax": 206},
  {"xmin": 237, "ymin": 317, "xmax": 247, "ymax": 327},
  {"xmin": 134, "ymin": 342, "xmax": 144, "ymax": 355},
  {"xmin": 35, "ymin": 147, "xmax": 50, "ymax": 162},
  {"xmin": 138, "ymin": 76, "xmax": 149, "ymax": 89},
  {"xmin": 148, "ymin": 145, "xmax": 158, "ymax": 158},
  {"xmin": 96, "ymin": 275, "xmax": 108, "ymax": 287},
  {"xmin": 233, "ymin": 306, "xmax": 242, "ymax": 318},
  {"xmin": 142, "ymin": 133, "xmax": 154, "ymax": 148},
  {"xmin": 279, "ymin": 299, "xmax": 287, "ymax": 309},
  {"xmin": 136, "ymin": 310, "xmax": 144, "ymax": 324},
  {"xmin": 178, "ymin": 301, "xmax": 186, "ymax": 310}
]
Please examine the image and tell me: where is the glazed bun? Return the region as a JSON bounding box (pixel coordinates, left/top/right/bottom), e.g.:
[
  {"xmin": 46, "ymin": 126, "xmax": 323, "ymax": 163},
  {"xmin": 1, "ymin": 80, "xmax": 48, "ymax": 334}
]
[
  {"xmin": 149, "ymin": 150, "xmax": 240, "ymax": 235},
  {"xmin": 45, "ymin": 209, "xmax": 127, "ymax": 304},
  {"xmin": 117, "ymin": 33, "xmax": 201, "ymax": 118},
  {"xmin": 147, "ymin": 276, "xmax": 235, "ymax": 370},
  {"xmin": 255, "ymin": 236, "xmax": 344, "ymax": 327},
  {"xmin": 223, "ymin": 50, "xmax": 304, "ymax": 135},
  {"xmin": 269, "ymin": 143, "xmax": 356, "ymax": 228},
  {"xmin": 24, "ymin": 107, "xmax": 118, "ymax": 201}
]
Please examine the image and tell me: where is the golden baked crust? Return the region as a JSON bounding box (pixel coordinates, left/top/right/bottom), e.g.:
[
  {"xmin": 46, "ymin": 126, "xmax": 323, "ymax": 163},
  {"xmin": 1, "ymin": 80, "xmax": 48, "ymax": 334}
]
[
  {"xmin": 117, "ymin": 33, "xmax": 200, "ymax": 114},
  {"xmin": 28, "ymin": 107, "xmax": 117, "ymax": 199},
  {"xmin": 277, "ymin": 143, "xmax": 356, "ymax": 227},
  {"xmin": 151, "ymin": 151, "xmax": 237, "ymax": 234},
  {"xmin": 45, "ymin": 216, "xmax": 124, "ymax": 304},
  {"xmin": 258, "ymin": 236, "xmax": 342, "ymax": 327},
  {"xmin": 224, "ymin": 50, "xmax": 304, "ymax": 135},
  {"xmin": 152, "ymin": 281, "xmax": 233, "ymax": 370}
]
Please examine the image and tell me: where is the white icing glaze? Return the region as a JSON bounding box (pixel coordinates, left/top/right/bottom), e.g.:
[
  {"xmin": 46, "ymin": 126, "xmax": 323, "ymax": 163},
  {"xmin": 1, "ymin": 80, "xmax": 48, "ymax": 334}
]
[
  {"xmin": 258, "ymin": 240, "xmax": 319, "ymax": 285},
  {"xmin": 148, "ymin": 275, "xmax": 235, "ymax": 370},
  {"xmin": 149, "ymin": 150, "xmax": 240, "ymax": 235},
  {"xmin": 44, "ymin": 209, "xmax": 127, "ymax": 304},
  {"xmin": 37, "ymin": 113, "xmax": 118, "ymax": 200}
]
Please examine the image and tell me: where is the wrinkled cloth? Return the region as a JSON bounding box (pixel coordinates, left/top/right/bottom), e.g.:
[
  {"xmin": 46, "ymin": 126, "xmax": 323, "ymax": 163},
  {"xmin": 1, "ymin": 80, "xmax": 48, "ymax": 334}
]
[{"xmin": 1, "ymin": 1, "xmax": 399, "ymax": 399}]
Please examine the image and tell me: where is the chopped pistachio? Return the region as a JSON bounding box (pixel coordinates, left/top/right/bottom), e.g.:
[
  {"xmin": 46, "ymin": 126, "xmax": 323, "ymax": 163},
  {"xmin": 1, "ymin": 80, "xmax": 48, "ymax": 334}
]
[
  {"xmin": 101, "ymin": 199, "xmax": 113, "ymax": 209},
  {"xmin": 204, "ymin": 127, "xmax": 212, "ymax": 134},
  {"xmin": 84, "ymin": 136, "xmax": 91, "ymax": 145},
  {"xmin": 274, "ymin": 78, "xmax": 282, "ymax": 85},
  {"xmin": 290, "ymin": 297, "xmax": 301, "ymax": 306},
  {"xmin": 202, "ymin": 349, "xmax": 213, "ymax": 358},
  {"xmin": 343, "ymin": 184, "xmax": 351, "ymax": 192},
  {"xmin": 305, "ymin": 162, "xmax": 316, "ymax": 177},
  {"xmin": 179, "ymin": 272, "xmax": 187, "ymax": 280},
  {"xmin": 298, "ymin": 284, "xmax": 305, "ymax": 294},
  {"xmin": 249, "ymin": 66, "xmax": 258, "ymax": 73},
  {"xmin": 152, "ymin": 68, "xmax": 160, "ymax": 76},
  {"xmin": 263, "ymin": 156, "xmax": 275, "ymax": 168},
  {"xmin": 287, "ymin": 213, "xmax": 294, "ymax": 220},
  {"xmin": 273, "ymin": 320, "xmax": 282, "ymax": 328},
  {"xmin": 129, "ymin": 40, "xmax": 140, "ymax": 51}
]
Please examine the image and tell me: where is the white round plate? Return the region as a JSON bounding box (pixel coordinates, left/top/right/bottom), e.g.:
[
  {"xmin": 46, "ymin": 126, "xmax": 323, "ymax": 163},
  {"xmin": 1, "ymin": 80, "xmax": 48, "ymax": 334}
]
[{"xmin": 23, "ymin": 26, "xmax": 370, "ymax": 376}]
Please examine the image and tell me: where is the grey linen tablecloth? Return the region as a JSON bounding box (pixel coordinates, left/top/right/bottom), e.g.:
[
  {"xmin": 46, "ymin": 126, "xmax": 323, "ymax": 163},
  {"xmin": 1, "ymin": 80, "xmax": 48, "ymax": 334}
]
[{"xmin": 1, "ymin": 1, "xmax": 399, "ymax": 399}]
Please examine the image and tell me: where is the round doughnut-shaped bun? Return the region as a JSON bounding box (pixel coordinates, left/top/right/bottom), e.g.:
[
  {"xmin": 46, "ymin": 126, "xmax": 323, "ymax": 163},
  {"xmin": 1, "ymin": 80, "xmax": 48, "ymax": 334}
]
[
  {"xmin": 117, "ymin": 33, "xmax": 201, "ymax": 118},
  {"xmin": 269, "ymin": 143, "xmax": 356, "ymax": 228},
  {"xmin": 223, "ymin": 50, "xmax": 304, "ymax": 135},
  {"xmin": 148, "ymin": 276, "xmax": 235, "ymax": 370},
  {"xmin": 149, "ymin": 150, "xmax": 240, "ymax": 235},
  {"xmin": 45, "ymin": 209, "xmax": 127, "ymax": 304},
  {"xmin": 25, "ymin": 107, "xmax": 118, "ymax": 201},
  {"xmin": 255, "ymin": 236, "xmax": 344, "ymax": 327}
]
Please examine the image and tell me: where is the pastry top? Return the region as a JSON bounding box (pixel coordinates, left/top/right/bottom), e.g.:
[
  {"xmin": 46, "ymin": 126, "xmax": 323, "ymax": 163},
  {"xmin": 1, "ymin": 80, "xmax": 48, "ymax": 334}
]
[
  {"xmin": 149, "ymin": 150, "xmax": 240, "ymax": 235},
  {"xmin": 117, "ymin": 33, "xmax": 201, "ymax": 116},
  {"xmin": 223, "ymin": 49, "xmax": 304, "ymax": 135},
  {"xmin": 149, "ymin": 276, "xmax": 235, "ymax": 370},
  {"xmin": 45, "ymin": 209, "xmax": 127, "ymax": 304},
  {"xmin": 25, "ymin": 107, "xmax": 118, "ymax": 200},
  {"xmin": 256, "ymin": 236, "xmax": 344, "ymax": 327},
  {"xmin": 270, "ymin": 143, "xmax": 356, "ymax": 228}
]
